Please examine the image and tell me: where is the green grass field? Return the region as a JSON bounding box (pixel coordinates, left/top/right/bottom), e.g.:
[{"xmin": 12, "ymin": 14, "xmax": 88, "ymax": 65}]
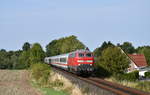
[{"xmin": 40, "ymin": 88, "xmax": 68, "ymax": 95}]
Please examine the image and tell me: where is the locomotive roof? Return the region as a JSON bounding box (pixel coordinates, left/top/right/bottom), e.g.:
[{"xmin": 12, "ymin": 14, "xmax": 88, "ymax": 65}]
[
  {"xmin": 74, "ymin": 49, "xmax": 91, "ymax": 53},
  {"xmin": 46, "ymin": 53, "xmax": 70, "ymax": 59},
  {"xmin": 45, "ymin": 49, "xmax": 91, "ymax": 59}
]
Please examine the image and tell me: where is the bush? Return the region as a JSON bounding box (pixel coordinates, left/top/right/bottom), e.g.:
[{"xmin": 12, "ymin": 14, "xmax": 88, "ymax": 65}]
[
  {"xmin": 94, "ymin": 65, "xmax": 111, "ymax": 78},
  {"xmin": 116, "ymin": 71, "xmax": 139, "ymax": 81},
  {"xmin": 145, "ymin": 71, "xmax": 150, "ymax": 78},
  {"xmin": 31, "ymin": 63, "xmax": 51, "ymax": 85}
]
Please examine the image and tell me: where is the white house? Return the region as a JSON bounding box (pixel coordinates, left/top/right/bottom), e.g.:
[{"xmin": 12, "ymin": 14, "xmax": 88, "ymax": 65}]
[{"xmin": 127, "ymin": 54, "xmax": 148, "ymax": 76}]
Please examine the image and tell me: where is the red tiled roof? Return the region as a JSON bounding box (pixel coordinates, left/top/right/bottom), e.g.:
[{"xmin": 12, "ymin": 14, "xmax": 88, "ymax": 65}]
[{"xmin": 128, "ymin": 54, "xmax": 148, "ymax": 67}]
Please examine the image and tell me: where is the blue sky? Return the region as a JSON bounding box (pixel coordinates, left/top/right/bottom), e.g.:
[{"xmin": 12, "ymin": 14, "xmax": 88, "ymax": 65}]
[{"xmin": 0, "ymin": 0, "xmax": 150, "ymax": 51}]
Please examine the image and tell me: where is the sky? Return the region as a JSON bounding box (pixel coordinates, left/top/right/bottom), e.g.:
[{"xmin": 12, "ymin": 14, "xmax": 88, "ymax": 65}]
[{"xmin": 0, "ymin": 0, "xmax": 150, "ymax": 51}]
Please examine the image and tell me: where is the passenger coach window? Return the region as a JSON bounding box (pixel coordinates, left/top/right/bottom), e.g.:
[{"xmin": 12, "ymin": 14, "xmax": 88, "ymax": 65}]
[
  {"xmin": 49, "ymin": 59, "xmax": 51, "ymax": 64},
  {"xmin": 86, "ymin": 53, "xmax": 92, "ymax": 57},
  {"xmin": 60, "ymin": 58, "xmax": 67, "ymax": 62},
  {"xmin": 79, "ymin": 53, "xmax": 84, "ymax": 57}
]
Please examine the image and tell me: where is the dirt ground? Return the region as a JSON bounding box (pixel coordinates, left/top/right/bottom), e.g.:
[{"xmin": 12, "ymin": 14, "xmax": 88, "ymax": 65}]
[{"xmin": 0, "ymin": 70, "xmax": 42, "ymax": 95}]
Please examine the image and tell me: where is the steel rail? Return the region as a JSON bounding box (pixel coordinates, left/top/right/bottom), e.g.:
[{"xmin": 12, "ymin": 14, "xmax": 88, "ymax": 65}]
[{"xmin": 52, "ymin": 67, "xmax": 150, "ymax": 95}]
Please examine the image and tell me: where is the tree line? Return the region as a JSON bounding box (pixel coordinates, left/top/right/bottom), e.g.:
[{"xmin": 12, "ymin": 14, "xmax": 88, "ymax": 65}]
[
  {"xmin": 0, "ymin": 35, "xmax": 150, "ymax": 78},
  {"xmin": 0, "ymin": 42, "xmax": 45, "ymax": 69},
  {"xmin": 0, "ymin": 35, "xmax": 85, "ymax": 69}
]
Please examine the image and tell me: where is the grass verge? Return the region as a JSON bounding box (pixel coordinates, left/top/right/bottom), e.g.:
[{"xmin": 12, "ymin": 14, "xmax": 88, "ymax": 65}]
[
  {"xmin": 105, "ymin": 77, "xmax": 150, "ymax": 92},
  {"xmin": 31, "ymin": 79, "xmax": 68, "ymax": 95}
]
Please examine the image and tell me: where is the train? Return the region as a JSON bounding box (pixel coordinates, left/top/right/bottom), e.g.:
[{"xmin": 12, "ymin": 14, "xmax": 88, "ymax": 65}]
[{"xmin": 44, "ymin": 49, "xmax": 94, "ymax": 75}]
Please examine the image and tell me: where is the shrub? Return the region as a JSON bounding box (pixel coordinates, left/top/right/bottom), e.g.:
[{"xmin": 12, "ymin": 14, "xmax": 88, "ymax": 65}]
[
  {"xmin": 145, "ymin": 71, "xmax": 150, "ymax": 78},
  {"xmin": 116, "ymin": 71, "xmax": 139, "ymax": 81},
  {"xmin": 94, "ymin": 65, "xmax": 111, "ymax": 77},
  {"xmin": 31, "ymin": 63, "xmax": 51, "ymax": 85}
]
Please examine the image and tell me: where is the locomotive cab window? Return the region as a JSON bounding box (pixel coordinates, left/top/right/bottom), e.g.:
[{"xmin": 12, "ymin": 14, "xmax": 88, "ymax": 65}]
[
  {"xmin": 78, "ymin": 53, "xmax": 84, "ymax": 57},
  {"xmin": 86, "ymin": 53, "xmax": 92, "ymax": 57},
  {"xmin": 72, "ymin": 53, "xmax": 76, "ymax": 57},
  {"xmin": 69, "ymin": 54, "xmax": 73, "ymax": 58},
  {"xmin": 69, "ymin": 53, "xmax": 76, "ymax": 58}
]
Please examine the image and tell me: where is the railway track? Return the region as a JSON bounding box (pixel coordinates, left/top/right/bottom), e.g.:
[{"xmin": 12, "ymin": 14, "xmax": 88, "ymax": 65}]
[
  {"xmin": 85, "ymin": 78, "xmax": 149, "ymax": 95},
  {"xmin": 52, "ymin": 67, "xmax": 150, "ymax": 95}
]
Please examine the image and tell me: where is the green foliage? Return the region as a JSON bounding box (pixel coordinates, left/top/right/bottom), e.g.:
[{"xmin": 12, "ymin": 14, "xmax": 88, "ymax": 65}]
[
  {"xmin": 116, "ymin": 71, "xmax": 139, "ymax": 81},
  {"xmin": 96, "ymin": 47, "xmax": 129, "ymax": 76},
  {"xmin": 119, "ymin": 42, "xmax": 135, "ymax": 54},
  {"xmin": 19, "ymin": 43, "xmax": 46, "ymax": 68},
  {"xmin": 30, "ymin": 43, "xmax": 45, "ymax": 64},
  {"xmin": 40, "ymin": 88, "xmax": 68, "ymax": 95},
  {"xmin": 137, "ymin": 46, "xmax": 150, "ymax": 65},
  {"xmin": 93, "ymin": 41, "xmax": 114, "ymax": 57},
  {"xmin": 22, "ymin": 42, "xmax": 30, "ymax": 51},
  {"xmin": 10, "ymin": 55, "xmax": 19, "ymax": 69},
  {"xmin": 0, "ymin": 42, "xmax": 46, "ymax": 69},
  {"xmin": 0, "ymin": 49, "xmax": 11, "ymax": 69},
  {"xmin": 145, "ymin": 72, "xmax": 150, "ymax": 78},
  {"xmin": 46, "ymin": 40, "xmax": 61, "ymax": 56},
  {"xmin": 18, "ymin": 50, "xmax": 30, "ymax": 69},
  {"xmin": 46, "ymin": 35, "xmax": 85, "ymax": 56},
  {"xmin": 31, "ymin": 63, "xmax": 51, "ymax": 85},
  {"xmin": 0, "ymin": 49, "xmax": 22, "ymax": 69},
  {"xmin": 94, "ymin": 65, "xmax": 111, "ymax": 77}
]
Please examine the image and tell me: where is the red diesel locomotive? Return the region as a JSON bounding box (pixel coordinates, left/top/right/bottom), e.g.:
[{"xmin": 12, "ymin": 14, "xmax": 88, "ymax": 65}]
[{"xmin": 45, "ymin": 49, "xmax": 94, "ymax": 75}]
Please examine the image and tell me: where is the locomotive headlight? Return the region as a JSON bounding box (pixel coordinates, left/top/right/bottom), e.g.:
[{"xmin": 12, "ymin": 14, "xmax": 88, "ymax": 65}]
[
  {"xmin": 78, "ymin": 64, "xmax": 81, "ymax": 66},
  {"xmin": 90, "ymin": 64, "xmax": 92, "ymax": 66}
]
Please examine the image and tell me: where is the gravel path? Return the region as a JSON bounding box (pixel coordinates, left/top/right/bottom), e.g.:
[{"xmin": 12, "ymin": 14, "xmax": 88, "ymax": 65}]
[{"xmin": 0, "ymin": 70, "xmax": 42, "ymax": 95}]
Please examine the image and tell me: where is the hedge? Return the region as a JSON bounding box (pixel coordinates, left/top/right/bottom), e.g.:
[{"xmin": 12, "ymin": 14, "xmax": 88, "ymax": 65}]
[
  {"xmin": 116, "ymin": 71, "xmax": 139, "ymax": 81},
  {"xmin": 145, "ymin": 71, "xmax": 150, "ymax": 78}
]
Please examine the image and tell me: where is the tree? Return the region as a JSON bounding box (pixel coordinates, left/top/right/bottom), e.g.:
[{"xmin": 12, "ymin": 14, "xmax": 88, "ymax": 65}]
[
  {"xmin": 0, "ymin": 49, "xmax": 10, "ymax": 69},
  {"xmin": 30, "ymin": 43, "xmax": 45, "ymax": 64},
  {"xmin": 10, "ymin": 55, "xmax": 19, "ymax": 69},
  {"xmin": 137, "ymin": 46, "xmax": 150, "ymax": 66},
  {"xmin": 119, "ymin": 42, "xmax": 135, "ymax": 54},
  {"xmin": 13, "ymin": 50, "xmax": 22, "ymax": 57},
  {"xmin": 46, "ymin": 40, "xmax": 61, "ymax": 56},
  {"xmin": 0, "ymin": 49, "xmax": 23, "ymax": 69},
  {"xmin": 61, "ymin": 35, "xmax": 85, "ymax": 53},
  {"xmin": 0, "ymin": 42, "xmax": 46, "ymax": 69},
  {"xmin": 93, "ymin": 41, "xmax": 115, "ymax": 57},
  {"xmin": 46, "ymin": 35, "xmax": 85, "ymax": 56},
  {"xmin": 22, "ymin": 42, "xmax": 30, "ymax": 51},
  {"xmin": 19, "ymin": 43, "xmax": 46, "ymax": 68},
  {"xmin": 0, "ymin": 49, "xmax": 6, "ymax": 52},
  {"xmin": 18, "ymin": 50, "xmax": 30, "ymax": 68},
  {"xmin": 96, "ymin": 47, "xmax": 129, "ymax": 76}
]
